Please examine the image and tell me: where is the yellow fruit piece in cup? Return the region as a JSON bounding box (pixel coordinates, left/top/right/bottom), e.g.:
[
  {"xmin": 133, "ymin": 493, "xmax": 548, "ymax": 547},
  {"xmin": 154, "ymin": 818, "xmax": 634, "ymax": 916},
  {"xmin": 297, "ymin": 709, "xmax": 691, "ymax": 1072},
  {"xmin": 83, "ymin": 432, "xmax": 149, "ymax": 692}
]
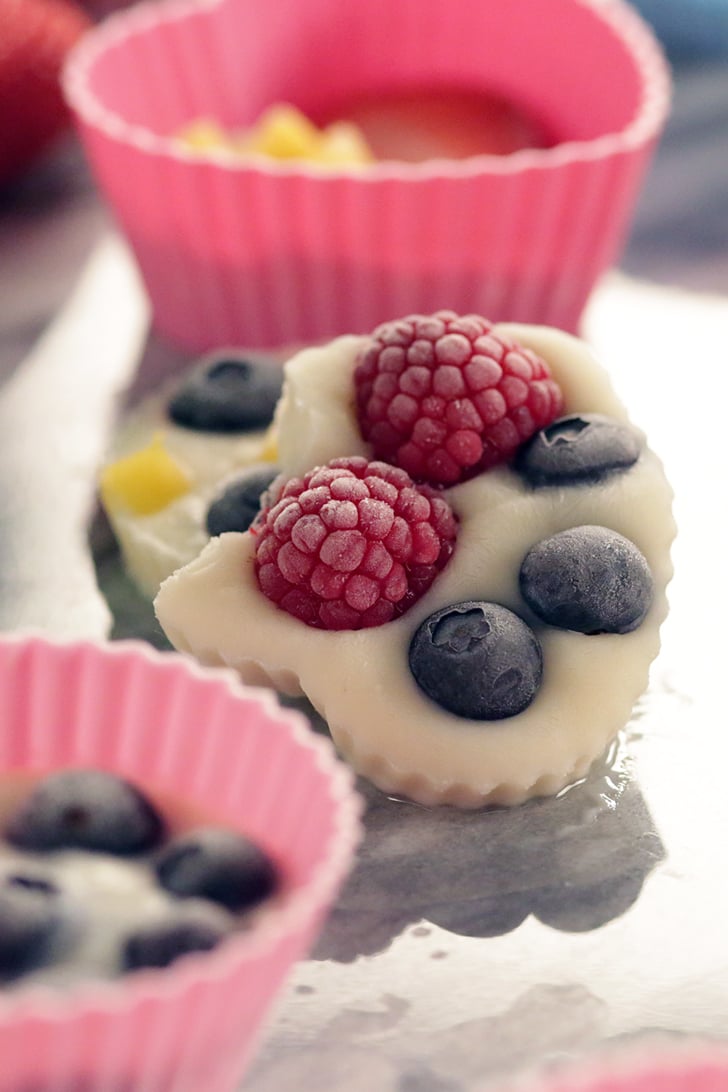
[
  {"xmin": 317, "ymin": 121, "xmax": 374, "ymax": 165},
  {"xmin": 101, "ymin": 435, "xmax": 191, "ymax": 516},
  {"xmin": 241, "ymin": 104, "xmax": 323, "ymax": 159},
  {"xmin": 177, "ymin": 104, "xmax": 374, "ymax": 166},
  {"xmin": 258, "ymin": 425, "xmax": 279, "ymax": 464},
  {"xmin": 177, "ymin": 118, "xmax": 234, "ymax": 153}
]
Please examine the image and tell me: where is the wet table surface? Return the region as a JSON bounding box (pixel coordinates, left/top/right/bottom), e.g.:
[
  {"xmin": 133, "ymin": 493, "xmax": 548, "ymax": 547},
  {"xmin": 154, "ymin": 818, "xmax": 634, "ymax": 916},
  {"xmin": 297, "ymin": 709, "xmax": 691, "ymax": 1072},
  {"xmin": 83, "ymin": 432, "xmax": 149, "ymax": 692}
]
[{"xmin": 1, "ymin": 58, "xmax": 727, "ymax": 1091}]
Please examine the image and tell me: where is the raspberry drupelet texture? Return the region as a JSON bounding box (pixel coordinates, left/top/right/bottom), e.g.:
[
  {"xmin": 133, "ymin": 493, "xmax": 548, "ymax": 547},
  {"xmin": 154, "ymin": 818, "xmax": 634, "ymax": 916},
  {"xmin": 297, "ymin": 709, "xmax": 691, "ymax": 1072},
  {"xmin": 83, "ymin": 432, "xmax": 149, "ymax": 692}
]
[
  {"xmin": 252, "ymin": 457, "xmax": 458, "ymax": 630},
  {"xmin": 354, "ymin": 311, "xmax": 564, "ymax": 486}
]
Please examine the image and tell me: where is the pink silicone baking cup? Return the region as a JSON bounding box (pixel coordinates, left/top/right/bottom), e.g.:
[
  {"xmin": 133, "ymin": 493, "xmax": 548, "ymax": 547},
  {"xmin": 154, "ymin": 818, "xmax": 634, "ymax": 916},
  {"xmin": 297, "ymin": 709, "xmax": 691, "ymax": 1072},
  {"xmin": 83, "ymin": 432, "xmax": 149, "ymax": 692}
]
[
  {"xmin": 0, "ymin": 634, "xmax": 362, "ymax": 1092},
  {"xmin": 504, "ymin": 1042, "xmax": 728, "ymax": 1092},
  {"xmin": 63, "ymin": 0, "xmax": 670, "ymax": 351}
]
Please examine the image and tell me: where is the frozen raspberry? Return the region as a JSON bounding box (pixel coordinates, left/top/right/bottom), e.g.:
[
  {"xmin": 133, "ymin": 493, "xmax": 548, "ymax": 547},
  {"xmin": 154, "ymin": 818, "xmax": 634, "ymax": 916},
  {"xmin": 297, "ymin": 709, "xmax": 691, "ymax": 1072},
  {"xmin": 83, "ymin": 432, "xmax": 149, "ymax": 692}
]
[
  {"xmin": 354, "ymin": 310, "xmax": 564, "ymax": 486},
  {"xmin": 252, "ymin": 457, "xmax": 457, "ymax": 630}
]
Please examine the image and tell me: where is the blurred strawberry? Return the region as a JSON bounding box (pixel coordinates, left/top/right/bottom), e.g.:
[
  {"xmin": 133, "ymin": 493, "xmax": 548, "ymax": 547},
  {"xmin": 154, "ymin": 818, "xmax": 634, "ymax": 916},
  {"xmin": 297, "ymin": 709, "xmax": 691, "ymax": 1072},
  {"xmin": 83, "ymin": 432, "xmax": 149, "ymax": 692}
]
[{"xmin": 0, "ymin": 0, "xmax": 90, "ymax": 186}]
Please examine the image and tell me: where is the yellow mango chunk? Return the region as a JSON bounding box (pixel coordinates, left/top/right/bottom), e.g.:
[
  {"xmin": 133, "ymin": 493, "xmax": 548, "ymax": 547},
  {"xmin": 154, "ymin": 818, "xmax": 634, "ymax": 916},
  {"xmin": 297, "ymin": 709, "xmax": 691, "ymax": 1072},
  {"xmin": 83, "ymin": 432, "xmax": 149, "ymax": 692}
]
[
  {"xmin": 317, "ymin": 121, "xmax": 374, "ymax": 166},
  {"xmin": 241, "ymin": 104, "xmax": 323, "ymax": 160},
  {"xmin": 101, "ymin": 435, "xmax": 191, "ymax": 516},
  {"xmin": 177, "ymin": 118, "xmax": 233, "ymax": 153},
  {"xmin": 177, "ymin": 104, "xmax": 374, "ymax": 168},
  {"xmin": 258, "ymin": 425, "xmax": 279, "ymax": 464}
]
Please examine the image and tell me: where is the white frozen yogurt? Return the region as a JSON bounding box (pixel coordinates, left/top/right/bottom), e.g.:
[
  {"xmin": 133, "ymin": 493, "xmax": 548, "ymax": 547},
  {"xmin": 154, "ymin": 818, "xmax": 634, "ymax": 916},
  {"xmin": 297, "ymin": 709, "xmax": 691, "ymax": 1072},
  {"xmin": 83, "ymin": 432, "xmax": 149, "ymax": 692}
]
[{"xmin": 155, "ymin": 325, "xmax": 675, "ymax": 808}]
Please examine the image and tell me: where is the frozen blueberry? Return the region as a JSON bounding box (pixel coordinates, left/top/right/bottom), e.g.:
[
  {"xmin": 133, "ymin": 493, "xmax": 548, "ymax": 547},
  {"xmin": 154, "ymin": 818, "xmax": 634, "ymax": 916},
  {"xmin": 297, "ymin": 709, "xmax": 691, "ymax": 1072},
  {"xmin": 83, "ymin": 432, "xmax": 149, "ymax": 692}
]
[
  {"xmin": 409, "ymin": 602, "xmax": 543, "ymax": 720},
  {"xmin": 0, "ymin": 871, "xmax": 66, "ymax": 975},
  {"xmin": 515, "ymin": 414, "xmax": 642, "ymax": 486},
  {"xmin": 5, "ymin": 769, "xmax": 164, "ymax": 855},
  {"xmin": 519, "ymin": 525, "xmax": 653, "ymax": 634},
  {"xmin": 156, "ymin": 827, "xmax": 277, "ymax": 912},
  {"xmin": 205, "ymin": 465, "xmax": 279, "ymax": 537},
  {"xmin": 168, "ymin": 353, "xmax": 283, "ymax": 432},
  {"xmin": 122, "ymin": 911, "xmax": 231, "ymax": 971}
]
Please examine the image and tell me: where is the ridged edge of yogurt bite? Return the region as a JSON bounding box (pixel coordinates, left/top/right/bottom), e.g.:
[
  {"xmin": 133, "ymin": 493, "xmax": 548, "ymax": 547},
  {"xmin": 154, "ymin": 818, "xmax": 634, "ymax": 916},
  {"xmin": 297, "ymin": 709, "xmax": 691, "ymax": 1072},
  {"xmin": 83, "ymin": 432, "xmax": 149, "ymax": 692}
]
[{"xmin": 155, "ymin": 322, "xmax": 675, "ymax": 808}]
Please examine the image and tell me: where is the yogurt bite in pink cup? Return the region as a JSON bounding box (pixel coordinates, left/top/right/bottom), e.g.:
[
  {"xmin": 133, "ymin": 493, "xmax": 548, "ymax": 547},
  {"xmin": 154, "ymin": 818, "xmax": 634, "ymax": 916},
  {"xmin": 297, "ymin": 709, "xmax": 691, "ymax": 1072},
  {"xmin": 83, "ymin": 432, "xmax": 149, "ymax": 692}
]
[
  {"xmin": 0, "ymin": 634, "xmax": 361, "ymax": 1092},
  {"xmin": 63, "ymin": 0, "xmax": 670, "ymax": 351}
]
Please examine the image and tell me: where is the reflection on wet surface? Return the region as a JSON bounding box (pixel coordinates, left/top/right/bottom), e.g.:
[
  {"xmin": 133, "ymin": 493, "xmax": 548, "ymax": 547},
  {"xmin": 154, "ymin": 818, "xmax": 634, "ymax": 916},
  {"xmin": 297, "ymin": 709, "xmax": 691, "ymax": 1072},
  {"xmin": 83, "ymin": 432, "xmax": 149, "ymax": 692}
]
[{"xmin": 312, "ymin": 737, "xmax": 664, "ymax": 961}]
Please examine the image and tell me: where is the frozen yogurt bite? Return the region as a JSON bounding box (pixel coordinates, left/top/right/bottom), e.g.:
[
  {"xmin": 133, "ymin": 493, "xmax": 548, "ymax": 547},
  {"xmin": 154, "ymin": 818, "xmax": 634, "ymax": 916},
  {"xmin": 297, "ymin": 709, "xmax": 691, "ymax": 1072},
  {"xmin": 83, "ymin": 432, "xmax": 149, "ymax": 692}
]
[
  {"xmin": 0, "ymin": 768, "xmax": 278, "ymax": 989},
  {"xmin": 100, "ymin": 349, "xmax": 282, "ymax": 597},
  {"xmin": 155, "ymin": 312, "xmax": 676, "ymax": 809}
]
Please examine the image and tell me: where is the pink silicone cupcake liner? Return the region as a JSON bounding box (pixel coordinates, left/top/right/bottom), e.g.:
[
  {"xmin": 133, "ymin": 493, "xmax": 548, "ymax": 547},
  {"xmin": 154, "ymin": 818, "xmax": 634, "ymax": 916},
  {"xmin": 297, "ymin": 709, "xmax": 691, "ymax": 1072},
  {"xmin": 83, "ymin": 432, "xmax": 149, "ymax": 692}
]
[
  {"xmin": 63, "ymin": 0, "xmax": 670, "ymax": 351},
  {"xmin": 0, "ymin": 633, "xmax": 362, "ymax": 1092},
  {"xmin": 501, "ymin": 1041, "xmax": 728, "ymax": 1092}
]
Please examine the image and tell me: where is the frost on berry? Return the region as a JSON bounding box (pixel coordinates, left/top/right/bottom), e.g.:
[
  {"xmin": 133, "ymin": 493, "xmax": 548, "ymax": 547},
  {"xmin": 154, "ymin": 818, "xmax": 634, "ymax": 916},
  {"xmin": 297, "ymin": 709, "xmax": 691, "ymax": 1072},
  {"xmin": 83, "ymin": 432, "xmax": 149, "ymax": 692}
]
[
  {"xmin": 252, "ymin": 457, "xmax": 457, "ymax": 630},
  {"xmin": 354, "ymin": 311, "xmax": 564, "ymax": 486}
]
